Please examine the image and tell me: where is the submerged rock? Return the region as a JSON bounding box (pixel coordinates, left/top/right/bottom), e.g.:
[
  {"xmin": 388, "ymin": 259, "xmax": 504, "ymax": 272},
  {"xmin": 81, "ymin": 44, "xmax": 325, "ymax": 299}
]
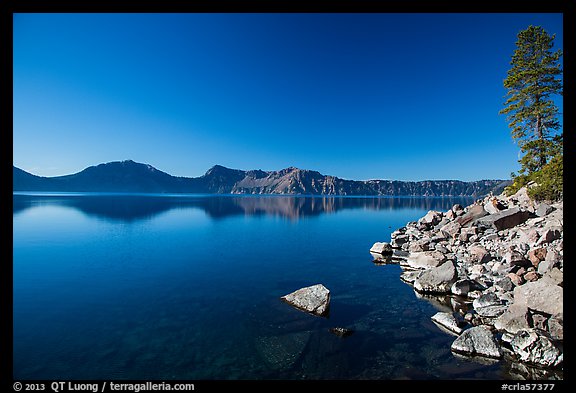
[
  {"xmin": 255, "ymin": 331, "xmax": 311, "ymax": 370},
  {"xmin": 281, "ymin": 284, "xmax": 331, "ymax": 317},
  {"xmin": 450, "ymin": 326, "xmax": 502, "ymax": 359},
  {"xmin": 329, "ymin": 327, "xmax": 354, "ymax": 338}
]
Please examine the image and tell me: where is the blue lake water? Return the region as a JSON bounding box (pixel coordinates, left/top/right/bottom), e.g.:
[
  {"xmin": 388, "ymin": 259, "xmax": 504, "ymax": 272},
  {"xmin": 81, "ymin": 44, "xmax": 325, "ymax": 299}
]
[{"xmin": 13, "ymin": 193, "xmax": 533, "ymax": 380}]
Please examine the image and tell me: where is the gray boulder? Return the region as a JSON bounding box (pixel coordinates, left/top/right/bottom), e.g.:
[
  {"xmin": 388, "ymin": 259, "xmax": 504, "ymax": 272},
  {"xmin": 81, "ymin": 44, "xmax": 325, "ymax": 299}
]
[
  {"xmin": 459, "ymin": 226, "xmax": 478, "ymax": 242},
  {"xmin": 370, "ymin": 242, "xmax": 393, "ymax": 255},
  {"xmin": 536, "ymin": 203, "xmax": 555, "ymax": 217},
  {"xmin": 472, "ymin": 292, "xmax": 508, "ymax": 318},
  {"xmin": 450, "ymin": 279, "xmax": 480, "ymax": 297},
  {"xmin": 536, "ymin": 227, "xmax": 562, "ymax": 246},
  {"xmin": 474, "ymin": 207, "xmax": 530, "ymax": 231},
  {"xmin": 405, "ymin": 250, "xmax": 447, "ymax": 270},
  {"xmin": 547, "ymin": 314, "xmax": 563, "ymax": 341},
  {"xmin": 510, "ymin": 329, "xmax": 562, "ymax": 367},
  {"xmin": 494, "ymin": 302, "xmax": 531, "ymax": 334},
  {"xmin": 513, "ymin": 277, "xmax": 563, "ymax": 316},
  {"xmin": 440, "ymin": 221, "xmax": 462, "ymax": 239},
  {"xmin": 413, "ymin": 260, "xmax": 458, "ymax": 293},
  {"xmin": 468, "ymin": 245, "xmax": 492, "ymax": 264},
  {"xmin": 431, "ymin": 312, "xmax": 465, "ymax": 335},
  {"xmin": 456, "ymin": 204, "xmax": 488, "ymax": 227},
  {"xmin": 450, "ymin": 326, "xmax": 502, "ymax": 359},
  {"xmin": 400, "ymin": 270, "xmax": 422, "ymax": 284},
  {"xmin": 420, "ymin": 210, "xmax": 443, "ymax": 226},
  {"xmin": 281, "ymin": 284, "xmax": 330, "ymax": 317}
]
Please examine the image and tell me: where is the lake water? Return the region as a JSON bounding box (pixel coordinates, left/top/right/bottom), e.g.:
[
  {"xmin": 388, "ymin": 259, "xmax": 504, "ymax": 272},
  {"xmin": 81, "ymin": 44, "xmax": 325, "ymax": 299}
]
[{"xmin": 12, "ymin": 193, "xmax": 544, "ymax": 380}]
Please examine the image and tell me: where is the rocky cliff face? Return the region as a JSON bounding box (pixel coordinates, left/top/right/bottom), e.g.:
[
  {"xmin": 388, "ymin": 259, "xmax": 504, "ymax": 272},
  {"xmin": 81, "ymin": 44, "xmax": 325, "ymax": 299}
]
[
  {"xmin": 372, "ymin": 185, "xmax": 563, "ymax": 378},
  {"xmin": 13, "ymin": 160, "xmax": 509, "ymax": 196},
  {"xmin": 215, "ymin": 166, "xmax": 508, "ymax": 196}
]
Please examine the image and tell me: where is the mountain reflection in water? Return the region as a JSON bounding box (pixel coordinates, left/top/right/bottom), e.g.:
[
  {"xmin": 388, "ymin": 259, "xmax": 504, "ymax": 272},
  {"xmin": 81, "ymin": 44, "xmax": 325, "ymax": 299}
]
[{"xmin": 13, "ymin": 193, "xmax": 475, "ymax": 222}]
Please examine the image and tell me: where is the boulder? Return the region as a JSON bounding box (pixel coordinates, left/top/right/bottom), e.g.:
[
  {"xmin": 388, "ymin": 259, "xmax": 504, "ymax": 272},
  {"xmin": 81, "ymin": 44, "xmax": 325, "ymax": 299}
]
[
  {"xmin": 523, "ymin": 271, "xmax": 539, "ymax": 282},
  {"xmin": 431, "ymin": 312, "xmax": 466, "ymax": 335},
  {"xmin": 536, "ymin": 203, "xmax": 555, "ymax": 217},
  {"xmin": 484, "ymin": 197, "xmax": 507, "ymax": 215},
  {"xmin": 400, "ymin": 270, "xmax": 422, "ymax": 284},
  {"xmin": 420, "ymin": 210, "xmax": 443, "ymax": 226},
  {"xmin": 408, "ymin": 239, "xmax": 432, "ymax": 252},
  {"xmin": 507, "ymin": 272, "xmax": 525, "ymax": 286},
  {"xmin": 405, "ymin": 250, "xmax": 447, "ymax": 270},
  {"xmin": 281, "ymin": 284, "xmax": 330, "ymax": 317},
  {"xmin": 517, "ymin": 228, "xmax": 540, "ymax": 246},
  {"xmin": 370, "ymin": 242, "xmax": 393, "ymax": 255},
  {"xmin": 510, "ymin": 329, "xmax": 562, "ymax": 367},
  {"xmin": 527, "ymin": 248, "xmax": 547, "ymax": 267},
  {"xmin": 505, "ymin": 250, "xmax": 531, "ymax": 268},
  {"xmin": 468, "ymin": 245, "xmax": 491, "ymax": 264},
  {"xmin": 494, "ymin": 277, "xmax": 514, "ymax": 292},
  {"xmin": 452, "ymin": 203, "xmax": 464, "ymax": 214},
  {"xmin": 536, "ymin": 227, "xmax": 562, "ymax": 246},
  {"xmin": 494, "ymin": 302, "xmax": 531, "ymax": 334},
  {"xmin": 456, "ymin": 204, "xmax": 488, "ymax": 227},
  {"xmin": 506, "ymin": 187, "xmax": 536, "ymax": 213},
  {"xmin": 474, "ymin": 207, "xmax": 530, "ymax": 231},
  {"xmin": 459, "ymin": 227, "xmax": 477, "ymax": 242},
  {"xmin": 547, "ymin": 314, "xmax": 563, "ymax": 341},
  {"xmin": 513, "ymin": 278, "xmax": 563, "ymax": 316},
  {"xmin": 413, "ymin": 260, "xmax": 458, "ymax": 294},
  {"xmin": 472, "ymin": 292, "xmax": 508, "ymax": 318},
  {"xmin": 450, "ymin": 326, "xmax": 503, "ymax": 359},
  {"xmin": 537, "ymin": 250, "xmax": 561, "ymax": 276},
  {"xmin": 543, "ymin": 267, "xmax": 563, "ymax": 287},
  {"xmin": 390, "ymin": 234, "xmax": 409, "ymax": 248},
  {"xmin": 451, "ymin": 279, "xmax": 480, "ymax": 297},
  {"xmin": 439, "ymin": 221, "xmax": 462, "ymax": 239}
]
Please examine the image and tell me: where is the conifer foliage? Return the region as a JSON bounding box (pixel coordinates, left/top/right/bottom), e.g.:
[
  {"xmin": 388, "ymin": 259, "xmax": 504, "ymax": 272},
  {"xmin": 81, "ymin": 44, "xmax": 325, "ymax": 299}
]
[{"xmin": 500, "ymin": 25, "xmax": 563, "ymax": 200}]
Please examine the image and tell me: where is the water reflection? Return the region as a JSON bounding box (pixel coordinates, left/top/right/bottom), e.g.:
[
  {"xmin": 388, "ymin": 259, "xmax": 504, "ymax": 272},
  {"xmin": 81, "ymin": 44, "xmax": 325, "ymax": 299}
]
[{"xmin": 13, "ymin": 193, "xmax": 475, "ymax": 222}]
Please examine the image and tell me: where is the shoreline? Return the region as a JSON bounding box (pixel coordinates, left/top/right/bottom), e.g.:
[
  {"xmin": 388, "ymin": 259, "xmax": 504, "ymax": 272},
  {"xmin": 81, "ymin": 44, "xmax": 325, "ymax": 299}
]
[{"xmin": 371, "ymin": 185, "xmax": 563, "ymax": 379}]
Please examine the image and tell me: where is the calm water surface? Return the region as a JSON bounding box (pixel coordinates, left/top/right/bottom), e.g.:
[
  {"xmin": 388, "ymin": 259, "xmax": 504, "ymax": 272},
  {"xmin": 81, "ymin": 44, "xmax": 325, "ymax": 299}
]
[{"xmin": 13, "ymin": 193, "xmax": 543, "ymax": 380}]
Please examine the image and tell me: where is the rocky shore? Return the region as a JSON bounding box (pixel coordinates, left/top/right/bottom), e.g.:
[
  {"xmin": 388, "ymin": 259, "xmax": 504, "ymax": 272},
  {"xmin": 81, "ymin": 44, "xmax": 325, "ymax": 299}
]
[{"xmin": 371, "ymin": 186, "xmax": 563, "ymax": 376}]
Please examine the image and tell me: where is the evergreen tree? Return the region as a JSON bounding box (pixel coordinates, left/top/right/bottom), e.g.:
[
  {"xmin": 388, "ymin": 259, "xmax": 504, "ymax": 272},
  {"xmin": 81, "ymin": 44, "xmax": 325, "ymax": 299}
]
[{"xmin": 500, "ymin": 25, "xmax": 562, "ymax": 174}]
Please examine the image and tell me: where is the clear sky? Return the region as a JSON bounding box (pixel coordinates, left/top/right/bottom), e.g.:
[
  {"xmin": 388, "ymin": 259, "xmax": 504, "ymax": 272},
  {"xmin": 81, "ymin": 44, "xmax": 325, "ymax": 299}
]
[{"xmin": 13, "ymin": 13, "xmax": 563, "ymax": 181}]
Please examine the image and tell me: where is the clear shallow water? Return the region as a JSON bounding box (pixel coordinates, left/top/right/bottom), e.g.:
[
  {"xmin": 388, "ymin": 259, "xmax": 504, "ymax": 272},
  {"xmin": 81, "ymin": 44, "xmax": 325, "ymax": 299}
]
[{"xmin": 13, "ymin": 193, "xmax": 534, "ymax": 380}]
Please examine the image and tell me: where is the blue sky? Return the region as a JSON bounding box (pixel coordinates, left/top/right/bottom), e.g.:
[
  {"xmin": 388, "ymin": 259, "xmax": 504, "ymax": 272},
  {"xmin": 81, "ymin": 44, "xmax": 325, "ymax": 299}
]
[{"xmin": 13, "ymin": 13, "xmax": 563, "ymax": 181}]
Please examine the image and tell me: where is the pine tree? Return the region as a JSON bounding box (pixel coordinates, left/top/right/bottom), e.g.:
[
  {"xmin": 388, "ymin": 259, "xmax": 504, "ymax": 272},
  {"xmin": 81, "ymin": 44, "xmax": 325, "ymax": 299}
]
[
  {"xmin": 500, "ymin": 26, "xmax": 563, "ymax": 199},
  {"xmin": 500, "ymin": 25, "xmax": 563, "ymax": 176}
]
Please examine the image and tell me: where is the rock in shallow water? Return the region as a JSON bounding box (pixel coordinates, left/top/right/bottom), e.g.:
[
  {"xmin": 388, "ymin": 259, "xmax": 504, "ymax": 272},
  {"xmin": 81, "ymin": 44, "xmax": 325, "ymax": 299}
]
[
  {"xmin": 255, "ymin": 331, "xmax": 311, "ymax": 370},
  {"xmin": 431, "ymin": 312, "xmax": 465, "ymax": 335},
  {"xmin": 450, "ymin": 326, "xmax": 502, "ymax": 359},
  {"xmin": 510, "ymin": 329, "xmax": 562, "ymax": 368},
  {"xmin": 413, "ymin": 260, "xmax": 458, "ymax": 294},
  {"xmin": 370, "ymin": 242, "xmax": 393, "ymax": 255},
  {"xmin": 281, "ymin": 284, "xmax": 330, "ymax": 317},
  {"xmin": 329, "ymin": 327, "xmax": 354, "ymax": 338}
]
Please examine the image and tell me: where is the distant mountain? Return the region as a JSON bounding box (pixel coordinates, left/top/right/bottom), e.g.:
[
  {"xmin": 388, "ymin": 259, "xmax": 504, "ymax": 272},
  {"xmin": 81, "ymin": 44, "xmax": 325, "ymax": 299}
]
[{"xmin": 13, "ymin": 160, "xmax": 510, "ymax": 196}]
